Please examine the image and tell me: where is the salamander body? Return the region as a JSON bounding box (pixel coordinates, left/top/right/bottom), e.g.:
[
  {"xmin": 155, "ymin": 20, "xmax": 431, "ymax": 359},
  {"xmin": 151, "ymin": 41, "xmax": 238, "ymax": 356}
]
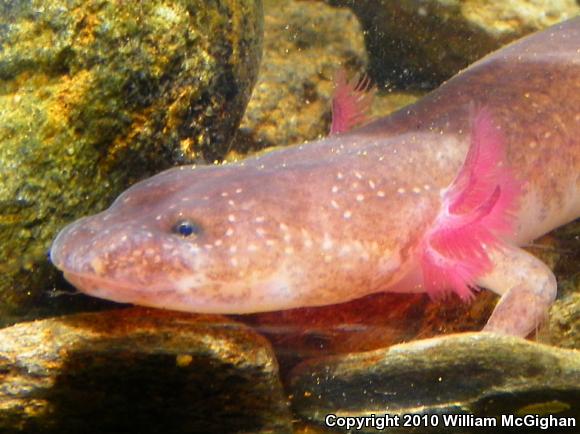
[{"xmin": 51, "ymin": 18, "xmax": 580, "ymax": 337}]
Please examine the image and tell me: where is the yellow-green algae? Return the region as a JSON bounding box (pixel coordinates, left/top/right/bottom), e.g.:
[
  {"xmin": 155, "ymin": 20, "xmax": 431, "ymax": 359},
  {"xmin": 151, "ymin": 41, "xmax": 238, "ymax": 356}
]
[{"xmin": 0, "ymin": 0, "xmax": 263, "ymax": 322}]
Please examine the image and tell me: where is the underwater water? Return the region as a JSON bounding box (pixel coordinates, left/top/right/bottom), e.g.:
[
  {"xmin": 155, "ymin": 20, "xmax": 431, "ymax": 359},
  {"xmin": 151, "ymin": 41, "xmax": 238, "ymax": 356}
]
[{"xmin": 0, "ymin": 1, "xmax": 579, "ymax": 433}]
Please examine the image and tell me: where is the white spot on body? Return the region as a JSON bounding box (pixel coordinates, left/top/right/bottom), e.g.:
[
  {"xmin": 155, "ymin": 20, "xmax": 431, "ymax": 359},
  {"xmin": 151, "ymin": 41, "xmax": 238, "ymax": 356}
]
[
  {"xmin": 174, "ymin": 274, "xmax": 209, "ymax": 295},
  {"xmin": 228, "ymin": 214, "xmax": 236, "ymax": 223},
  {"xmin": 225, "ymin": 228, "xmax": 234, "ymax": 237},
  {"xmin": 356, "ymin": 194, "xmax": 364, "ymax": 202},
  {"xmin": 331, "ymin": 200, "xmax": 340, "ymax": 209},
  {"xmin": 332, "ymin": 186, "xmax": 339, "ymax": 193},
  {"xmin": 377, "ymin": 191, "xmax": 386, "ymax": 197},
  {"xmin": 397, "ymin": 188, "xmax": 406, "ymax": 194},
  {"xmin": 322, "ymin": 234, "xmax": 333, "ymax": 250},
  {"xmin": 343, "ymin": 210, "xmax": 352, "ymax": 219}
]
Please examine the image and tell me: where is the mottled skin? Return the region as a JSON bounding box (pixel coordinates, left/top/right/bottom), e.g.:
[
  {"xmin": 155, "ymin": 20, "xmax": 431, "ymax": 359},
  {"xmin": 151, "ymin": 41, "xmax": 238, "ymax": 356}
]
[{"xmin": 51, "ymin": 19, "xmax": 580, "ymax": 336}]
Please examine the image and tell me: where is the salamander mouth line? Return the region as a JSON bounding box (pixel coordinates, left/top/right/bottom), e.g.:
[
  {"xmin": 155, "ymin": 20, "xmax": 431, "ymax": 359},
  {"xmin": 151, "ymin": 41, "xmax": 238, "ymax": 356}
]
[
  {"xmin": 63, "ymin": 271, "xmax": 173, "ymax": 298},
  {"xmin": 62, "ymin": 269, "xmax": 269, "ymax": 299}
]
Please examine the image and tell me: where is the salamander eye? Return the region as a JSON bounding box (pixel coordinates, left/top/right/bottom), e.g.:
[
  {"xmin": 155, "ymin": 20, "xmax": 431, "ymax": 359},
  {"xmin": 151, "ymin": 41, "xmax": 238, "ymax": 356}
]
[{"xmin": 172, "ymin": 220, "xmax": 202, "ymax": 237}]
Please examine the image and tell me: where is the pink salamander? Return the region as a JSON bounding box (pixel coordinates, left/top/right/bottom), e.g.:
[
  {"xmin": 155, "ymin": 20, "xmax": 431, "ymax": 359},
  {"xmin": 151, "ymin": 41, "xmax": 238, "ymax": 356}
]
[{"xmin": 51, "ymin": 18, "xmax": 580, "ymax": 337}]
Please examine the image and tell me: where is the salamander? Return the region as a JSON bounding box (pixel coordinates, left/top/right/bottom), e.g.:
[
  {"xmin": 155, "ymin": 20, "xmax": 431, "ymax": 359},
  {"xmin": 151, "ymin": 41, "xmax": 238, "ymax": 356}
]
[{"xmin": 50, "ymin": 18, "xmax": 580, "ymax": 337}]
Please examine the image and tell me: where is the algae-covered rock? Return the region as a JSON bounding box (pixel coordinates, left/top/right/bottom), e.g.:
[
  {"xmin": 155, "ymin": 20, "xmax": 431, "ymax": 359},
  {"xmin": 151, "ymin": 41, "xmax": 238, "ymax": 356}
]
[
  {"xmin": 326, "ymin": 0, "xmax": 579, "ymax": 88},
  {"xmin": 230, "ymin": 0, "xmax": 366, "ymax": 154},
  {"xmin": 542, "ymin": 220, "xmax": 580, "ymax": 349},
  {"xmin": 289, "ymin": 333, "xmax": 580, "ymax": 433},
  {"xmin": 0, "ymin": 0, "xmax": 263, "ymax": 321},
  {"xmin": 0, "ymin": 308, "xmax": 292, "ymax": 434}
]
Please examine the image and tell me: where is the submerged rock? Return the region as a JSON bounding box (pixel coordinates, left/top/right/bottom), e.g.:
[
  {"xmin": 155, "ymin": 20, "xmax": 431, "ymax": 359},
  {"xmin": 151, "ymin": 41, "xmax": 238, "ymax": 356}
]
[
  {"xmin": 326, "ymin": 0, "xmax": 579, "ymax": 88},
  {"xmin": 230, "ymin": 0, "xmax": 367, "ymax": 154},
  {"xmin": 542, "ymin": 220, "xmax": 580, "ymax": 350},
  {"xmin": 289, "ymin": 333, "xmax": 580, "ymax": 433},
  {"xmin": 0, "ymin": 0, "xmax": 263, "ymax": 321},
  {"xmin": 0, "ymin": 308, "xmax": 292, "ymax": 434}
]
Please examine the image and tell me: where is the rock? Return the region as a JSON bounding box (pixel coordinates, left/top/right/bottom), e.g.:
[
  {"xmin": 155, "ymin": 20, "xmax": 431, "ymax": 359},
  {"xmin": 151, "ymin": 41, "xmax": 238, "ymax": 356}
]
[
  {"xmin": 0, "ymin": 308, "xmax": 292, "ymax": 434},
  {"xmin": 542, "ymin": 220, "xmax": 580, "ymax": 349},
  {"xmin": 325, "ymin": 0, "xmax": 580, "ymax": 88},
  {"xmin": 230, "ymin": 0, "xmax": 367, "ymax": 153},
  {"xmin": 0, "ymin": 0, "xmax": 263, "ymax": 321},
  {"xmin": 289, "ymin": 333, "xmax": 580, "ymax": 433},
  {"xmin": 293, "ymin": 424, "xmax": 331, "ymax": 434}
]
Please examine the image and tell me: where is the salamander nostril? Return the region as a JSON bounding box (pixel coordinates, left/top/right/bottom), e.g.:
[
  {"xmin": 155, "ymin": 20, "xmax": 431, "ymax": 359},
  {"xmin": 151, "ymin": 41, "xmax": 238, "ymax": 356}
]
[{"xmin": 173, "ymin": 220, "xmax": 202, "ymax": 237}]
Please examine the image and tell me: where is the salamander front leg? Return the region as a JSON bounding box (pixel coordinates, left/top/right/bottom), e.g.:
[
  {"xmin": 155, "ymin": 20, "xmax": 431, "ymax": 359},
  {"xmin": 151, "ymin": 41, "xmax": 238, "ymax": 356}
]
[{"xmin": 477, "ymin": 246, "xmax": 557, "ymax": 337}]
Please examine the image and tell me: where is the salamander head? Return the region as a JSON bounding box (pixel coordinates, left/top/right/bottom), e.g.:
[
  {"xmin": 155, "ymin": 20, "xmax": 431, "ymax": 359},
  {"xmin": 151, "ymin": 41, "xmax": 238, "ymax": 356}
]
[{"xmin": 50, "ymin": 163, "xmax": 342, "ymax": 313}]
